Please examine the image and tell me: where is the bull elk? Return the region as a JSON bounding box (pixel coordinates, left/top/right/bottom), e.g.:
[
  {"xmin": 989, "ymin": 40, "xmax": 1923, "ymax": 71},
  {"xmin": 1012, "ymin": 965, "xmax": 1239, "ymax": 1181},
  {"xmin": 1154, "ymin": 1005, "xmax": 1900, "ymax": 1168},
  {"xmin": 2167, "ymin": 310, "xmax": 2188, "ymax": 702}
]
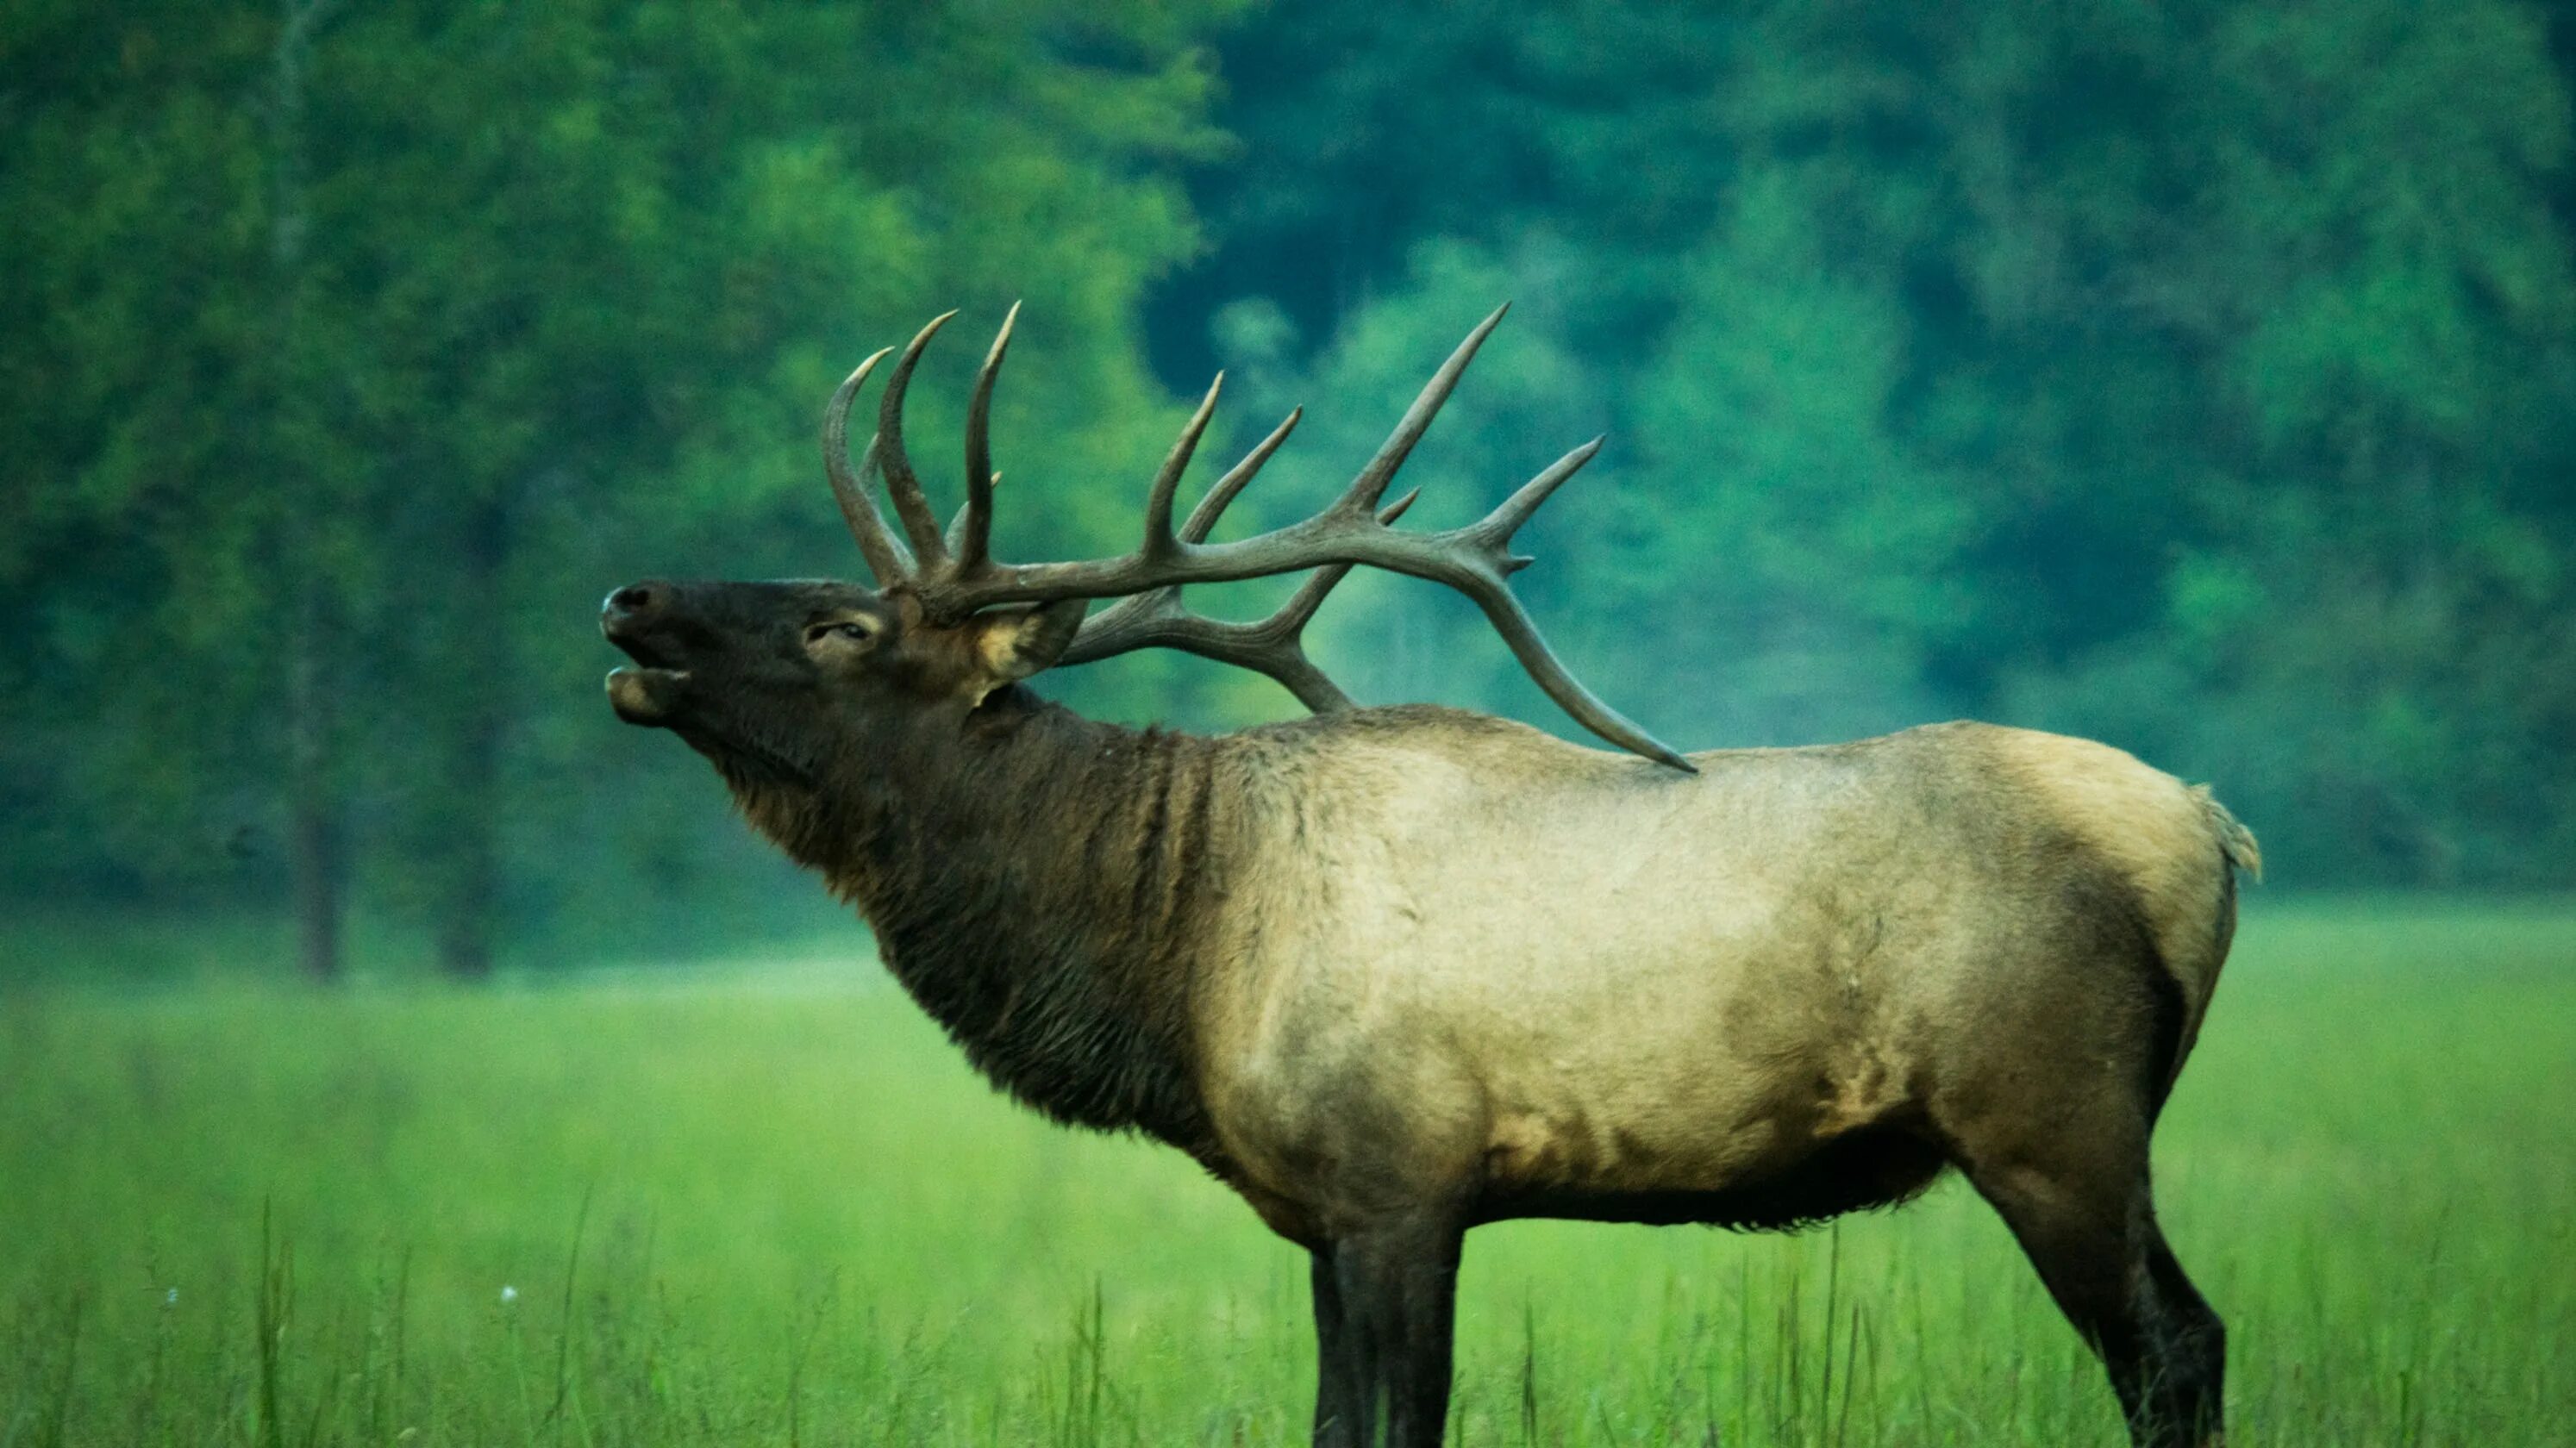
[{"xmin": 600, "ymin": 305, "xmax": 2259, "ymax": 1448}]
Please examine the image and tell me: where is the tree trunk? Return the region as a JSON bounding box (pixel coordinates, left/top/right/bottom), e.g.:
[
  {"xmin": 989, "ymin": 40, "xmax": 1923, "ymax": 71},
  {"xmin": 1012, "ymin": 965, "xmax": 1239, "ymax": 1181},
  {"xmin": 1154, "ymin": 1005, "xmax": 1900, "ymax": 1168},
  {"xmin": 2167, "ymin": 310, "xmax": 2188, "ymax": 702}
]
[
  {"xmin": 430, "ymin": 711, "xmax": 502, "ymax": 981},
  {"xmin": 432, "ymin": 495, "xmax": 510, "ymax": 981},
  {"xmin": 272, "ymin": 0, "xmax": 348, "ymax": 984},
  {"xmin": 286, "ymin": 584, "xmax": 346, "ymax": 984}
]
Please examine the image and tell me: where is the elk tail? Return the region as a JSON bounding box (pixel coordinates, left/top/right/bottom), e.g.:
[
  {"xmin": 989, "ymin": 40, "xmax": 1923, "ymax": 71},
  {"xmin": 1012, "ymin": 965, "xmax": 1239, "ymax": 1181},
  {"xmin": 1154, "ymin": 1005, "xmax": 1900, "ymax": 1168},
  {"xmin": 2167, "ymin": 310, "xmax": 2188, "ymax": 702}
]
[
  {"xmin": 2153, "ymin": 787, "xmax": 2260, "ymax": 1112},
  {"xmin": 2203, "ymin": 790, "xmax": 2263, "ymax": 883}
]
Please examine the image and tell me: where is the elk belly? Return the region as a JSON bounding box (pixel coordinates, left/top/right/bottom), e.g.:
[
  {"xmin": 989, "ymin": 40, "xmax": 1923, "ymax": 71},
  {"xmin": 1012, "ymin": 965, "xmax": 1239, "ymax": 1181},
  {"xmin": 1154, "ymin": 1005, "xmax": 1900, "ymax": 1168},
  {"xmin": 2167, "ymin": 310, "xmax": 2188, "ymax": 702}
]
[{"xmin": 1464, "ymin": 1026, "xmax": 1942, "ymax": 1231}]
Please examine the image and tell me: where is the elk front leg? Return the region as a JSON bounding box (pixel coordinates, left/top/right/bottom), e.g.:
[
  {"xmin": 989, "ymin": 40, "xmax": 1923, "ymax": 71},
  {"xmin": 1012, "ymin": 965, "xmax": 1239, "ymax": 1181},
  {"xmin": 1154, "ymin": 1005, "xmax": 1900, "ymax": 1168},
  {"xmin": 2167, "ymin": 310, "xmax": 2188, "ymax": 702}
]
[
  {"xmin": 1312, "ymin": 1215, "xmax": 1464, "ymax": 1448},
  {"xmin": 1310, "ymin": 1247, "xmax": 1360, "ymax": 1448}
]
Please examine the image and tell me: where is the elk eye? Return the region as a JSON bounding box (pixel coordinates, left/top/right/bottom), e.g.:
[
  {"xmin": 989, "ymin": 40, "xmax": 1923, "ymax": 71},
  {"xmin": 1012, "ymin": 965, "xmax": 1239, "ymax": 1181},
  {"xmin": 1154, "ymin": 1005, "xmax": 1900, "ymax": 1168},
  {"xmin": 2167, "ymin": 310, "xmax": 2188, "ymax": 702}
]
[{"xmin": 805, "ymin": 620, "xmax": 878, "ymax": 647}]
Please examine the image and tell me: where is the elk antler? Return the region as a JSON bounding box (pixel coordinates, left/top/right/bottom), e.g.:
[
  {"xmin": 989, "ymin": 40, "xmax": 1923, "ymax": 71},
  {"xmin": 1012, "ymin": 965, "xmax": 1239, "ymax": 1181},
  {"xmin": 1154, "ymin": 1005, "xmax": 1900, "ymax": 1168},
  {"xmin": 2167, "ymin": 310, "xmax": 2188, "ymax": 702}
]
[{"xmin": 819, "ymin": 305, "xmax": 1694, "ymax": 771}]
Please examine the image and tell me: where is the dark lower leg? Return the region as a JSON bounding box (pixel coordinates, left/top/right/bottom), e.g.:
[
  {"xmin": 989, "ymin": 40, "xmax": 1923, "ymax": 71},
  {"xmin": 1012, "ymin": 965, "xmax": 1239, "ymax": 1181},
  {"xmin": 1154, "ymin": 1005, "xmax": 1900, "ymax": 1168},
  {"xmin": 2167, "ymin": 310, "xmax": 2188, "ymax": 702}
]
[
  {"xmin": 1330, "ymin": 1218, "xmax": 1464, "ymax": 1448},
  {"xmin": 1972, "ymin": 1165, "xmax": 2224, "ymax": 1448},
  {"xmin": 2141, "ymin": 1233, "xmax": 2225, "ymax": 1443},
  {"xmin": 1311, "ymin": 1248, "xmax": 1360, "ymax": 1448}
]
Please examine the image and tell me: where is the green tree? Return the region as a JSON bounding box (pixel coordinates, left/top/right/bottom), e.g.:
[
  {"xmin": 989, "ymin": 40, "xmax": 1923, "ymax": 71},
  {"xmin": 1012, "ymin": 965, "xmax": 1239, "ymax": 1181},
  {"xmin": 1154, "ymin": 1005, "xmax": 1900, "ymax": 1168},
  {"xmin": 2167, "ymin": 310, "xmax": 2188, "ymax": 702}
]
[
  {"xmin": 1190, "ymin": 0, "xmax": 2576, "ymax": 885},
  {"xmin": 0, "ymin": 0, "xmax": 1238, "ymax": 975}
]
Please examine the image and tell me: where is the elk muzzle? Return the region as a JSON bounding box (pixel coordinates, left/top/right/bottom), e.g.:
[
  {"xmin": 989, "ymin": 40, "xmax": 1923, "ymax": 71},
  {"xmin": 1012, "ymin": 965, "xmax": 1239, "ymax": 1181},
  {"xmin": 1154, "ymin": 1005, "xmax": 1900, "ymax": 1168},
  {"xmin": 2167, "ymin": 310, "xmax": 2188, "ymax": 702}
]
[{"xmin": 601, "ymin": 581, "xmax": 691, "ymax": 725}]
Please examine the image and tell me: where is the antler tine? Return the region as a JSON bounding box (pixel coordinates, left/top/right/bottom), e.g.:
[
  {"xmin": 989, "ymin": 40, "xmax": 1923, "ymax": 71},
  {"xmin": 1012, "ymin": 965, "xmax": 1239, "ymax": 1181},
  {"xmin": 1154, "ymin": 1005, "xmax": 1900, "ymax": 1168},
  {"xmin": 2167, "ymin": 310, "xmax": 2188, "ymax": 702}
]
[
  {"xmin": 878, "ymin": 311, "xmax": 957, "ymax": 567},
  {"xmin": 944, "ymin": 470, "xmax": 997, "ymax": 559},
  {"xmin": 859, "ymin": 434, "xmax": 924, "ymax": 582},
  {"xmin": 1248, "ymin": 484, "xmax": 1422, "ymax": 661},
  {"xmin": 822, "ymin": 347, "xmax": 913, "ymax": 585},
  {"xmin": 1180, "ymin": 408, "xmax": 1301, "ymax": 545},
  {"xmin": 1454, "ymin": 570, "xmax": 1686, "ymax": 770},
  {"xmin": 1478, "ymin": 435, "xmax": 1603, "ymax": 571},
  {"xmin": 1332, "ymin": 303, "xmax": 1507, "ymax": 516},
  {"xmin": 1061, "ymin": 491, "xmax": 1420, "ymax": 712},
  {"xmin": 877, "ymin": 305, "xmax": 1694, "ymax": 771},
  {"xmin": 957, "ymin": 303, "xmax": 1017, "ymax": 574},
  {"xmin": 1060, "ymin": 405, "xmax": 1316, "ymax": 677},
  {"xmin": 1422, "ymin": 436, "xmax": 1692, "ymax": 769},
  {"xmin": 1143, "ymin": 375, "xmax": 1223, "ymax": 557}
]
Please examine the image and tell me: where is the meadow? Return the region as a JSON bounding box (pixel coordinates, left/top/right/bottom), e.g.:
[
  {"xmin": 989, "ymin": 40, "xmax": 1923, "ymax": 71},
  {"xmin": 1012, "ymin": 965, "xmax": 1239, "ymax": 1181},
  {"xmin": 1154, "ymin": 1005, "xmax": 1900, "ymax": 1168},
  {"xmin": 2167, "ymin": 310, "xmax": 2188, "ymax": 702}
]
[{"xmin": 2, "ymin": 900, "xmax": 2570, "ymax": 1446}]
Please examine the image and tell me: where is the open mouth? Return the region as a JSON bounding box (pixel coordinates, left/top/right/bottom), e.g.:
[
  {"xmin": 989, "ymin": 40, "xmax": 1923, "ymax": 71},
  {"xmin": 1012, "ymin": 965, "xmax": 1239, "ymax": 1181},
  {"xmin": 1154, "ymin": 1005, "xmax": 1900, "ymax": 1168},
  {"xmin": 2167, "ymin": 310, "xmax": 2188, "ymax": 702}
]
[
  {"xmin": 605, "ymin": 665, "xmax": 689, "ymax": 724},
  {"xmin": 602, "ymin": 615, "xmax": 691, "ymax": 726},
  {"xmin": 596, "ymin": 597, "xmax": 804, "ymax": 783}
]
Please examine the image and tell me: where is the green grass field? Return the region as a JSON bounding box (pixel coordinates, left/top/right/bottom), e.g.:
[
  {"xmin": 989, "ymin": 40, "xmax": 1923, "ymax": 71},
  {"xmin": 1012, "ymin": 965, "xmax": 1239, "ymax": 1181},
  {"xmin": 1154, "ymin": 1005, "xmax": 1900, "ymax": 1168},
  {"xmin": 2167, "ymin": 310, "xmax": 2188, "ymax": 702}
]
[{"xmin": 3, "ymin": 901, "xmax": 2571, "ymax": 1445}]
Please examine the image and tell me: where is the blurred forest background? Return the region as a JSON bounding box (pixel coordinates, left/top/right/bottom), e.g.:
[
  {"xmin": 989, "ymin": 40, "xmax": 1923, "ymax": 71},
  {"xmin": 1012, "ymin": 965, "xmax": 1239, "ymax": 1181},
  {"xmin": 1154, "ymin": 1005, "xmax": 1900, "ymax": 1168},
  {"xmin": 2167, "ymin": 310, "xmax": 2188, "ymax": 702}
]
[{"xmin": 6, "ymin": 0, "xmax": 2573, "ymax": 983}]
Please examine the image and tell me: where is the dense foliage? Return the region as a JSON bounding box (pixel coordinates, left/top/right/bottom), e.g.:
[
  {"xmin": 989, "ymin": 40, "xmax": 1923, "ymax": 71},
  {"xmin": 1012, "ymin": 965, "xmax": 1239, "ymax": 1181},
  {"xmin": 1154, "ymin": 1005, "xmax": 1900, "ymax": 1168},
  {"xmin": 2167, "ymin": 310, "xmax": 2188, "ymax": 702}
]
[
  {"xmin": 1165, "ymin": 0, "xmax": 2576, "ymax": 889},
  {"xmin": 2, "ymin": 0, "xmax": 1231, "ymax": 972},
  {"xmin": 6, "ymin": 1, "xmax": 2572, "ymax": 975}
]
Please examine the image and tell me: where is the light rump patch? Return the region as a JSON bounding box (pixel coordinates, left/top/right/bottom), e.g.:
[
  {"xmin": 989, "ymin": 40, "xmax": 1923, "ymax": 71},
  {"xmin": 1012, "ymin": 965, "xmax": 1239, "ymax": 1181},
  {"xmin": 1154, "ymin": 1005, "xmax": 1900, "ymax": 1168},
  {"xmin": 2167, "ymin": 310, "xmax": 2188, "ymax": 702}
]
[{"xmin": 1983, "ymin": 726, "xmax": 2245, "ymax": 1054}]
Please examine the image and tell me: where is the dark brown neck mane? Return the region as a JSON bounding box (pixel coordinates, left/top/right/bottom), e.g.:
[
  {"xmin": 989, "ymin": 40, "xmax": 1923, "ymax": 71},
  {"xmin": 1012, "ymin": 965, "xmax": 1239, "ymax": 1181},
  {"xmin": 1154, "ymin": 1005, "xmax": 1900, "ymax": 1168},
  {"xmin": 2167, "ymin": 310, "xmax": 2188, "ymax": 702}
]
[{"xmin": 729, "ymin": 689, "xmax": 1233, "ymax": 1155}]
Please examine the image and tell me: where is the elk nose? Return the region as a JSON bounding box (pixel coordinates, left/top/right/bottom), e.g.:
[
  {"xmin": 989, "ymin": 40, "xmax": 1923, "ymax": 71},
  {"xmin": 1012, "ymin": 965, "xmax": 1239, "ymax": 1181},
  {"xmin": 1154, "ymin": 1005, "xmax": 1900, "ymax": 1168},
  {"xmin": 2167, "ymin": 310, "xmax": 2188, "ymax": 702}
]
[
  {"xmin": 603, "ymin": 581, "xmax": 666, "ymax": 618},
  {"xmin": 601, "ymin": 580, "xmax": 674, "ymax": 637}
]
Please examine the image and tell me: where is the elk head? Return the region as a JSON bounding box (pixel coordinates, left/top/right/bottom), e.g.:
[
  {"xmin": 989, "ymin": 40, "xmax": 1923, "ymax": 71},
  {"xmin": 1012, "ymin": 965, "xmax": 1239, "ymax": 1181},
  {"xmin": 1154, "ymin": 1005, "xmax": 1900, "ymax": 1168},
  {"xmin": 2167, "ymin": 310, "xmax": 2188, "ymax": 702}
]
[{"xmin": 599, "ymin": 304, "xmax": 1692, "ymax": 819}]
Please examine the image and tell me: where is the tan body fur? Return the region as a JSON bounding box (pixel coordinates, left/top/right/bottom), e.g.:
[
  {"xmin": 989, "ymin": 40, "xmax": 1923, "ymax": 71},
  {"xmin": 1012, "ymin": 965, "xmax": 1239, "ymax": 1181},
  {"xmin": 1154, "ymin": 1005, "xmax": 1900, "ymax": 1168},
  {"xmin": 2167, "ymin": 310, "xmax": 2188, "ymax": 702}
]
[{"xmin": 1189, "ymin": 714, "xmax": 2251, "ymax": 1248}]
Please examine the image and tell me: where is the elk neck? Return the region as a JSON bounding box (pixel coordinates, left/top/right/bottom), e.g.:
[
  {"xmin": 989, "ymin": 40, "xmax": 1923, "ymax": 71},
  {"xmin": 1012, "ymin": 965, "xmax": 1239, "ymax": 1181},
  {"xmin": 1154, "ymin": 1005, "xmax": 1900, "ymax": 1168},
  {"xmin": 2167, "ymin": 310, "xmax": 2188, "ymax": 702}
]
[{"xmin": 772, "ymin": 687, "xmax": 1234, "ymax": 1154}]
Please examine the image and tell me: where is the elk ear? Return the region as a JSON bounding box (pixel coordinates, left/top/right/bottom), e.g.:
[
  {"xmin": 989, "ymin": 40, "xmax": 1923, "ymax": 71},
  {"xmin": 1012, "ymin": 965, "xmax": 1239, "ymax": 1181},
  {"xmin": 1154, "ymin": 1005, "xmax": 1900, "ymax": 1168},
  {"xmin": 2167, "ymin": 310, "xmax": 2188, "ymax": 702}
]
[{"xmin": 965, "ymin": 598, "xmax": 1088, "ymax": 704}]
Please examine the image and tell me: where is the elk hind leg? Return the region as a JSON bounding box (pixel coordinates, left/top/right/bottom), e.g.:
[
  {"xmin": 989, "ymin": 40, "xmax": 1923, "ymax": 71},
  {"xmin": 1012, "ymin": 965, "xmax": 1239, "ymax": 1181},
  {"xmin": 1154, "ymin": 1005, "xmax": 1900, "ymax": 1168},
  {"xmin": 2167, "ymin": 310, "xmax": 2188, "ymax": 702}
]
[{"xmin": 1963, "ymin": 1139, "xmax": 2224, "ymax": 1447}]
